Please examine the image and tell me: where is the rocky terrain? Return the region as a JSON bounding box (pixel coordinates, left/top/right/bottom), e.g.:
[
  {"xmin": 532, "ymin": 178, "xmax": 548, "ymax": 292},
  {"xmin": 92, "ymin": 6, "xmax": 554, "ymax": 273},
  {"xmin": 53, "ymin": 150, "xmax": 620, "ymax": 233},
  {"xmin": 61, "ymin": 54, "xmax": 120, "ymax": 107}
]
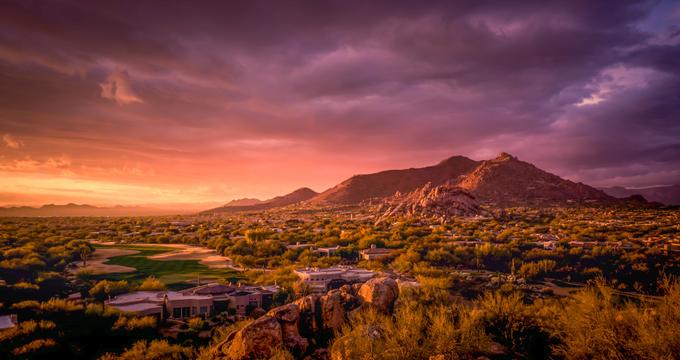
[
  {"xmin": 376, "ymin": 182, "xmax": 489, "ymax": 223},
  {"xmin": 211, "ymin": 277, "xmax": 399, "ymax": 360},
  {"xmin": 203, "ymin": 188, "xmax": 318, "ymax": 214}
]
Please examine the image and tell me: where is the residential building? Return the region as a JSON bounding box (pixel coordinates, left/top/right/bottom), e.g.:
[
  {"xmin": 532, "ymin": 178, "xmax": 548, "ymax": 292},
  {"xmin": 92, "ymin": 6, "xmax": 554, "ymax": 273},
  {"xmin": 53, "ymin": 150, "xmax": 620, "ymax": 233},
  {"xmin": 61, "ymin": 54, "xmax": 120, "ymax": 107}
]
[
  {"xmin": 0, "ymin": 314, "xmax": 17, "ymax": 330},
  {"xmin": 294, "ymin": 266, "xmax": 375, "ymax": 291},
  {"xmin": 314, "ymin": 245, "xmax": 341, "ymax": 256},
  {"xmin": 359, "ymin": 244, "xmax": 393, "ymax": 260},
  {"xmin": 105, "ymin": 283, "xmax": 279, "ymax": 318}
]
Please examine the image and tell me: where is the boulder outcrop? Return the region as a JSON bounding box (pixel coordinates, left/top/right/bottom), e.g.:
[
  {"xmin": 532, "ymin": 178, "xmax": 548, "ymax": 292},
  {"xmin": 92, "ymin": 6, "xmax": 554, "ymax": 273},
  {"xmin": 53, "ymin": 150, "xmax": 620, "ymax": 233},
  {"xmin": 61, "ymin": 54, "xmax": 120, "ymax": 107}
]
[
  {"xmin": 357, "ymin": 277, "xmax": 398, "ymax": 313},
  {"xmin": 212, "ymin": 277, "xmax": 399, "ymax": 360},
  {"xmin": 376, "ymin": 182, "xmax": 489, "ymax": 223}
]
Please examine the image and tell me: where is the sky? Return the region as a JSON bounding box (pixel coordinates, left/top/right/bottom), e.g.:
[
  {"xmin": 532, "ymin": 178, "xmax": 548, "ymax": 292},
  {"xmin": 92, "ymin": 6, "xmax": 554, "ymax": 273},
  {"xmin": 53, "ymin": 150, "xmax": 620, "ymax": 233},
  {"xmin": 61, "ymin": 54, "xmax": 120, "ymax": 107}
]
[{"xmin": 1, "ymin": 0, "xmax": 679, "ymax": 207}]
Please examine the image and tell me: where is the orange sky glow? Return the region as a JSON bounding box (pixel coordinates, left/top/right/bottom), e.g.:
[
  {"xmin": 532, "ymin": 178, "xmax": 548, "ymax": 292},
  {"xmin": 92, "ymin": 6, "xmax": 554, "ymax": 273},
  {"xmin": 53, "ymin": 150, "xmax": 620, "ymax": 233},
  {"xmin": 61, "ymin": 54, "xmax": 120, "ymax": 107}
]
[{"xmin": 2, "ymin": 1, "xmax": 680, "ymax": 208}]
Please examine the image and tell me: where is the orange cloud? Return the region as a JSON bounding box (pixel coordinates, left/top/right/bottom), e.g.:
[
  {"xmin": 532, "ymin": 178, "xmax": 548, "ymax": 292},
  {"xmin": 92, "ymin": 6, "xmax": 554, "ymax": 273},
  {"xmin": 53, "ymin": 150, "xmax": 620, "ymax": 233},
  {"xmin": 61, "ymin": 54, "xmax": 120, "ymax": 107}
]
[
  {"xmin": 2, "ymin": 134, "xmax": 23, "ymax": 149},
  {"xmin": 100, "ymin": 71, "xmax": 143, "ymax": 105}
]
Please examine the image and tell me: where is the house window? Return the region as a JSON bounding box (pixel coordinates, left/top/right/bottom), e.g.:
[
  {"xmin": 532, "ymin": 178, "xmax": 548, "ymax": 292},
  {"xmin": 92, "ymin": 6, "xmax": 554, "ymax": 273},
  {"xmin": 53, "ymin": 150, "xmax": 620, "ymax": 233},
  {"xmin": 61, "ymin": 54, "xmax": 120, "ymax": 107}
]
[
  {"xmin": 172, "ymin": 308, "xmax": 182, "ymax": 318},
  {"xmin": 199, "ymin": 306, "xmax": 208, "ymax": 314}
]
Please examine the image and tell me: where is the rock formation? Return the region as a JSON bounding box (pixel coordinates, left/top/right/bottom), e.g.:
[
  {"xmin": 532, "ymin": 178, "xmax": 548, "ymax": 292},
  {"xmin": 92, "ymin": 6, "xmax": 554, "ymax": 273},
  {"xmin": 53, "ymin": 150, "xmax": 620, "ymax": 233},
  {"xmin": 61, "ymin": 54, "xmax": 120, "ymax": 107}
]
[
  {"xmin": 212, "ymin": 277, "xmax": 399, "ymax": 360},
  {"xmin": 376, "ymin": 182, "xmax": 488, "ymax": 222},
  {"xmin": 356, "ymin": 277, "xmax": 398, "ymax": 313}
]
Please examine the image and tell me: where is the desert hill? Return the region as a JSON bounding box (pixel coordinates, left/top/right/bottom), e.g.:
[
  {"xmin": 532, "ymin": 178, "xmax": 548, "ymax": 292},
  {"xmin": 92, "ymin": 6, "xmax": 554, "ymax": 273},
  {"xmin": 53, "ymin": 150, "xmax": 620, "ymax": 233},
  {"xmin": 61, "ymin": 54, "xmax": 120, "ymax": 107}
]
[
  {"xmin": 601, "ymin": 185, "xmax": 680, "ymax": 205},
  {"xmin": 203, "ymin": 187, "xmax": 318, "ymax": 214},
  {"xmin": 0, "ymin": 203, "xmax": 182, "ymax": 217},
  {"xmin": 456, "ymin": 153, "xmax": 615, "ymax": 206},
  {"xmin": 307, "ymin": 152, "xmax": 616, "ymax": 207},
  {"xmin": 309, "ymin": 155, "xmax": 479, "ymax": 204},
  {"xmin": 221, "ymin": 198, "xmax": 264, "ymax": 207}
]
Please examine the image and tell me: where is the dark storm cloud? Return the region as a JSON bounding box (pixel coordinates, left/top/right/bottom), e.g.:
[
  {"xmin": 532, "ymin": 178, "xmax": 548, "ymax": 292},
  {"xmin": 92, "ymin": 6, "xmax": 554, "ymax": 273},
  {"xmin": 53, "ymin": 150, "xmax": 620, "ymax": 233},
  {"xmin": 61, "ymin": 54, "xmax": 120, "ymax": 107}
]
[{"xmin": 0, "ymin": 0, "xmax": 679, "ymax": 204}]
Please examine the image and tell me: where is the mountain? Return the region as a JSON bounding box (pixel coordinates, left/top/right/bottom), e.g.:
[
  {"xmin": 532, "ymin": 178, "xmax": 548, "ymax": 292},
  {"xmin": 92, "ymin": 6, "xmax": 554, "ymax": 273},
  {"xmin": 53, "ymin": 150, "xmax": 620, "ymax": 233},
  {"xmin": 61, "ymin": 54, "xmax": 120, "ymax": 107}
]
[
  {"xmin": 203, "ymin": 188, "xmax": 318, "ymax": 214},
  {"xmin": 456, "ymin": 152, "xmax": 616, "ymax": 206},
  {"xmin": 601, "ymin": 185, "xmax": 680, "ymax": 205},
  {"xmin": 0, "ymin": 203, "xmax": 183, "ymax": 217},
  {"xmin": 222, "ymin": 198, "xmax": 264, "ymax": 207},
  {"xmin": 309, "ymin": 155, "xmax": 479, "ymax": 204},
  {"xmin": 309, "ymin": 152, "xmax": 620, "ymax": 207},
  {"xmin": 376, "ymin": 182, "xmax": 489, "ymax": 223}
]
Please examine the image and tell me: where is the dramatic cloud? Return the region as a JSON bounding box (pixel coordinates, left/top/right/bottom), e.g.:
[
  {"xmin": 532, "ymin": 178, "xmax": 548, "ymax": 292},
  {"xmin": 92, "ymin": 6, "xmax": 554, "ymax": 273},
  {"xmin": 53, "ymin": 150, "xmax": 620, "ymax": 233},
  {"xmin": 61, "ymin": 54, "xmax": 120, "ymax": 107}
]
[
  {"xmin": 100, "ymin": 71, "xmax": 143, "ymax": 105},
  {"xmin": 0, "ymin": 0, "xmax": 678, "ymax": 205},
  {"xmin": 2, "ymin": 133, "xmax": 23, "ymax": 149}
]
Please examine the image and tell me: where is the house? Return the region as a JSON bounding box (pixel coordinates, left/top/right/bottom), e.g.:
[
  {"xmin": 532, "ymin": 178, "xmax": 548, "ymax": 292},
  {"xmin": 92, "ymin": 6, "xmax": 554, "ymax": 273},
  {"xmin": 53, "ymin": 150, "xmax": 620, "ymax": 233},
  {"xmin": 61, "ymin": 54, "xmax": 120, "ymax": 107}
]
[
  {"xmin": 537, "ymin": 241, "xmax": 557, "ymax": 250},
  {"xmin": 294, "ymin": 266, "xmax": 375, "ymax": 291},
  {"xmin": 184, "ymin": 283, "xmax": 278, "ymax": 315},
  {"xmin": 0, "ymin": 314, "xmax": 17, "ymax": 330},
  {"xmin": 569, "ymin": 241, "xmax": 600, "ymax": 249},
  {"xmin": 165, "ymin": 292, "xmax": 215, "ymax": 318},
  {"xmin": 286, "ymin": 242, "xmax": 315, "ymax": 250},
  {"xmin": 314, "ymin": 245, "xmax": 341, "ymax": 256},
  {"xmin": 105, "ymin": 283, "xmax": 279, "ymax": 319},
  {"xmin": 360, "ymin": 245, "xmax": 394, "ymax": 260},
  {"xmin": 105, "ymin": 291, "xmax": 166, "ymax": 318}
]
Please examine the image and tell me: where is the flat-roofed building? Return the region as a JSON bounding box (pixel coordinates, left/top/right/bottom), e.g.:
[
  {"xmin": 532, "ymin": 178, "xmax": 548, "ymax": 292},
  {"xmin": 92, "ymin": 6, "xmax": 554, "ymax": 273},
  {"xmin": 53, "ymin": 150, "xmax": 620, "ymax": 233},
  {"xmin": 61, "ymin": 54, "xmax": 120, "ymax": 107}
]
[
  {"xmin": 294, "ymin": 266, "xmax": 375, "ymax": 291},
  {"xmin": 359, "ymin": 244, "xmax": 393, "ymax": 260},
  {"xmin": 0, "ymin": 314, "xmax": 17, "ymax": 330},
  {"xmin": 182, "ymin": 283, "xmax": 278, "ymax": 316},
  {"xmin": 106, "ymin": 283, "xmax": 279, "ymax": 318},
  {"xmin": 106, "ymin": 291, "xmax": 166, "ymax": 317},
  {"xmin": 314, "ymin": 245, "xmax": 341, "ymax": 256},
  {"xmin": 165, "ymin": 292, "xmax": 214, "ymax": 318}
]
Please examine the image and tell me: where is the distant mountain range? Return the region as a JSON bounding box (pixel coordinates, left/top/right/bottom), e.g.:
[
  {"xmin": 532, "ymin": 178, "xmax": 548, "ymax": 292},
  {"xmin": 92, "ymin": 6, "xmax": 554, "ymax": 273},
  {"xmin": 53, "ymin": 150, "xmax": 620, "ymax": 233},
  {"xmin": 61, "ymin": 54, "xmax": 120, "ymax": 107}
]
[
  {"xmin": 601, "ymin": 185, "xmax": 680, "ymax": 205},
  {"xmin": 205, "ymin": 152, "xmax": 632, "ymax": 214},
  {"xmin": 221, "ymin": 198, "xmax": 265, "ymax": 207},
  {"xmin": 202, "ymin": 188, "xmax": 318, "ymax": 214},
  {"xmin": 310, "ymin": 152, "xmax": 617, "ymax": 207},
  {"xmin": 310, "ymin": 155, "xmax": 478, "ymax": 204},
  {"xmin": 0, "ymin": 203, "xmax": 185, "ymax": 217},
  {"xmin": 7, "ymin": 153, "xmax": 661, "ymax": 217}
]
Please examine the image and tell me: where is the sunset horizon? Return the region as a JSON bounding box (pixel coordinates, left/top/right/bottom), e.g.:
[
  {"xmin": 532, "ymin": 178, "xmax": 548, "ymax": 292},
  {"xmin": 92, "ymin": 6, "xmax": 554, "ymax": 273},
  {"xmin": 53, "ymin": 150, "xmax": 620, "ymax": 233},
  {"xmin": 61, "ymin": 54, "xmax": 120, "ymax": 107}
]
[{"xmin": 2, "ymin": 1, "xmax": 679, "ymax": 208}]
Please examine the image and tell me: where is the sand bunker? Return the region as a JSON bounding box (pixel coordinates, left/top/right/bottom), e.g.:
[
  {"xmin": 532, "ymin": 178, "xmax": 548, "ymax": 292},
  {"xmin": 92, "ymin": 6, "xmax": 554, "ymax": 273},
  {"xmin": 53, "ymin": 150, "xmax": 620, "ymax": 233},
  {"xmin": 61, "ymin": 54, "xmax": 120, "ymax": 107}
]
[
  {"xmin": 138, "ymin": 244, "xmax": 233, "ymax": 269},
  {"xmin": 73, "ymin": 248, "xmax": 139, "ymax": 274}
]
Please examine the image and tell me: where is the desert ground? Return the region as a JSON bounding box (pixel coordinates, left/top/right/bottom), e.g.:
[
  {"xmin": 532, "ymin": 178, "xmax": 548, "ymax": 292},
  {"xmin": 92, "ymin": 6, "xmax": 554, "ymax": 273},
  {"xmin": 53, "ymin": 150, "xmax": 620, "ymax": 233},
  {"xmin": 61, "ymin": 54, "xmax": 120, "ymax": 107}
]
[
  {"xmin": 72, "ymin": 247, "xmax": 139, "ymax": 274},
  {"xmin": 134, "ymin": 243, "xmax": 234, "ymax": 269}
]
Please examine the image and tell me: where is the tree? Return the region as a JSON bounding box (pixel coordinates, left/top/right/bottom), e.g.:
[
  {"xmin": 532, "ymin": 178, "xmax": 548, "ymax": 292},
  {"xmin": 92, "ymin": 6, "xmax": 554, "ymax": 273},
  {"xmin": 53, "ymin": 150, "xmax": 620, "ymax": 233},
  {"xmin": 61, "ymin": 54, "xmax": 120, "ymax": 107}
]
[
  {"xmin": 137, "ymin": 276, "xmax": 166, "ymax": 291},
  {"xmin": 79, "ymin": 245, "xmax": 92, "ymax": 267},
  {"xmin": 89, "ymin": 280, "xmax": 129, "ymax": 302}
]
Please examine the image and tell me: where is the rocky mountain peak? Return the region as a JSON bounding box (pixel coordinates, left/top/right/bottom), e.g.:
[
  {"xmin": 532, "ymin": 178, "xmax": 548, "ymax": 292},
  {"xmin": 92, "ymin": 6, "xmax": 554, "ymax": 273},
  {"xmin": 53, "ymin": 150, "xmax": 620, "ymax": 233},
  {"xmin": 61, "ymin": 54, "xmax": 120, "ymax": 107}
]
[{"xmin": 494, "ymin": 152, "xmax": 516, "ymax": 161}]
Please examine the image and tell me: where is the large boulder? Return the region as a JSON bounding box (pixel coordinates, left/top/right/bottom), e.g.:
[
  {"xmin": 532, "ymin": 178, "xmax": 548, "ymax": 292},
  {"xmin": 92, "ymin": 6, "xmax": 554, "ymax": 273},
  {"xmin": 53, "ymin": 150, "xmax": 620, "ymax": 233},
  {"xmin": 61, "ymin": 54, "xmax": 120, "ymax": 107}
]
[
  {"xmin": 320, "ymin": 287, "xmax": 362, "ymax": 331},
  {"xmin": 213, "ymin": 279, "xmax": 399, "ymax": 359},
  {"xmin": 221, "ymin": 315, "xmax": 282, "ymax": 360},
  {"xmin": 268, "ymin": 303, "xmax": 309, "ymax": 355},
  {"xmin": 357, "ymin": 277, "xmax": 399, "ymax": 313}
]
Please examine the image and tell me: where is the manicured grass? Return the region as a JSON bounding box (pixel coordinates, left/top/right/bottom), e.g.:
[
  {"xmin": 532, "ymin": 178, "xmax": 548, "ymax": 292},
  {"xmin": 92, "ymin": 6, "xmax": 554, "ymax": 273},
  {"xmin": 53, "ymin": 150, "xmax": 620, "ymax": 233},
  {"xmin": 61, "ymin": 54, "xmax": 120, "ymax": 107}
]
[{"xmin": 91, "ymin": 244, "xmax": 242, "ymax": 288}]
